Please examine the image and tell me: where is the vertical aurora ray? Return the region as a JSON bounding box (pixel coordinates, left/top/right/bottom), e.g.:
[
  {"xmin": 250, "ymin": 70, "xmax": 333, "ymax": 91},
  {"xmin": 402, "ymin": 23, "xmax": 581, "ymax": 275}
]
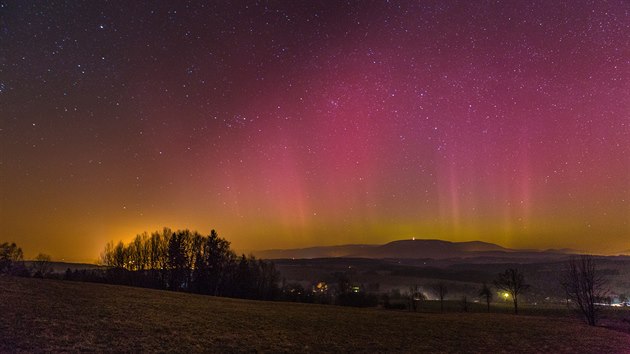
[{"xmin": 0, "ymin": 1, "xmax": 628, "ymax": 261}]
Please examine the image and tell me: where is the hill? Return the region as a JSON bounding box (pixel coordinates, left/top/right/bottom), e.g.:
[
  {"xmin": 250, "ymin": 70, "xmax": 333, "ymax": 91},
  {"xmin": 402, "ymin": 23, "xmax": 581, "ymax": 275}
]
[
  {"xmin": 254, "ymin": 243, "xmax": 379, "ymax": 259},
  {"xmin": 22, "ymin": 261, "xmax": 102, "ymax": 274},
  {"xmin": 1, "ymin": 276, "xmax": 629, "ymax": 352},
  {"xmin": 351, "ymin": 239, "xmax": 509, "ymax": 258},
  {"xmin": 255, "ymin": 239, "xmax": 573, "ymax": 261}
]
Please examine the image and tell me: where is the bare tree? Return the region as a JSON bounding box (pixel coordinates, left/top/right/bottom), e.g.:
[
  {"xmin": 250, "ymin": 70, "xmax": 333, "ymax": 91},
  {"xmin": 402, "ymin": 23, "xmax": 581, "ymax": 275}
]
[
  {"xmin": 100, "ymin": 241, "xmax": 115, "ymax": 267},
  {"xmin": 408, "ymin": 285, "xmax": 426, "ymax": 312},
  {"xmin": 494, "ymin": 268, "xmax": 529, "ymax": 314},
  {"xmin": 432, "ymin": 282, "xmax": 448, "ymax": 312},
  {"xmin": 32, "ymin": 253, "xmax": 53, "ymax": 278},
  {"xmin": 478, "ymin": 283, "xmax": 493, "ymax": 312},
  {"xmin": 561, "ymin": 255, "xmax": 608, "ymax": 326}
]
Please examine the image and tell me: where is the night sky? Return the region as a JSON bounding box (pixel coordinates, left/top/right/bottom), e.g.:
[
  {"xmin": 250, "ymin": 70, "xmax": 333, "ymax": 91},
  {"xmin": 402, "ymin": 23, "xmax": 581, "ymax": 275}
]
[{"xmin": 1, "ymin": 1, "xmax": 629, "ymax": 262}]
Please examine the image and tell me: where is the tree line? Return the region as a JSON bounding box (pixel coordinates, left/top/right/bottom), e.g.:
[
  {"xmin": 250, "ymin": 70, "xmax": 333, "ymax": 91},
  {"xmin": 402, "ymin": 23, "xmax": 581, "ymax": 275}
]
[
  {"xmin": 97, "ymin": 228, "xmax": 280, "ymax": 300},
  {"xmin": 0, "ymin": 242, "xmax": 53, "ymax": 278}
]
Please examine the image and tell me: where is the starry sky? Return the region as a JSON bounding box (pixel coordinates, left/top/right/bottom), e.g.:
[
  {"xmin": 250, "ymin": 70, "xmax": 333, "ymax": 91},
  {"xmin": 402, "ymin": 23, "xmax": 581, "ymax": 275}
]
[{"xmin": 1, "ymin": 1, "xmax": 629, "ymax": 262}]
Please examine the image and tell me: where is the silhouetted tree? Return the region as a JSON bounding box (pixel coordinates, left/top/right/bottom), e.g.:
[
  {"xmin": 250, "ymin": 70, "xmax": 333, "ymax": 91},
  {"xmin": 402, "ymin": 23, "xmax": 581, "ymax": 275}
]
[
  {"xmin": 100, "ymin": 241, "xmax": 115, "ymax": 267},
  {"xmin": 233, "ymin": 254, "xmax": 253, "ymax": 298},
  {"xmin": 32, "ymin": 253, "xmax": 53, "ymax": 278},
  {"xmin": 256, "ymin": 259, "xmax": 280, "ymax": 300},
  {"xmin": 408, "ymin": 285, "xmax": 426, "ymax": 312},
  {"xmin": 561, "ymin": 255, "xmax": 608, "ymax": 326},
  {"xmin": 0, "ymin": 242, "xmax": 26, "ymax": 275},
  {"xmin": 128, "ymin": 233, "xmax": 149, "ymax": 271},
  {"xmin": 167, "ymin": 230, "xmax": 194, "ymax": 290},
  {"xmin": 112, "ymin": 241, "xmax": 127, "ymax": 269},
  {"xmin": 149, "ymin": 228, "xmax": 172, "ymax": 286},
  {"xmin": 432, "ymin": 282, "xmax": 448, "ymax": 312},
  {"xmin": 494, "ymin": 268, "xmax": 529, "ymax": 314},
  {"xmin": 191, "ymin": 240, "xmax": 210, "ymax": 294},
  {"xmin": 478, "ymin": 282, "xmax": 493, "ymax": 312},
  {"xmin": 204, "ymin": 230, "xmax": 236, "ymax": 296}
]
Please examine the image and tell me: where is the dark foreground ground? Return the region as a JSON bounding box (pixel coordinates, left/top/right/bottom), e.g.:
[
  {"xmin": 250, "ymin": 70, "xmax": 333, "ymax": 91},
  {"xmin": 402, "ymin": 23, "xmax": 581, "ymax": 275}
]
[{"xmin": 1, "ymin": 276, "xmax": 629, "ymax": 353}]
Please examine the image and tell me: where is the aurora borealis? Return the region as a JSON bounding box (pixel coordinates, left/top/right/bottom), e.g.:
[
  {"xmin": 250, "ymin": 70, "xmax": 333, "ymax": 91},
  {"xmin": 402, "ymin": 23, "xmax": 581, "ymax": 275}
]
[{"xmin": 1, "ymin": 1, "xmax": 629, "ymax": 262}]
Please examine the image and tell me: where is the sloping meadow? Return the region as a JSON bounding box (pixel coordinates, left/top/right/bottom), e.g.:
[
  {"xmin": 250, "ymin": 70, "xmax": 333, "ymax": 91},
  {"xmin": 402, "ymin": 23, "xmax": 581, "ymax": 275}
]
[{"xmin": 1, "ymin": 276, "xmax": 629, "ymax": 353}]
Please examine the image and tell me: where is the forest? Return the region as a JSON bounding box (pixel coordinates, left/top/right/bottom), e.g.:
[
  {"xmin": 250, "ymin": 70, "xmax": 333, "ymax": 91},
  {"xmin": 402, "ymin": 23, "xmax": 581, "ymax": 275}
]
[{"xmin": 96, "ymin": 228, "xmax": 280, "ymax": 300}]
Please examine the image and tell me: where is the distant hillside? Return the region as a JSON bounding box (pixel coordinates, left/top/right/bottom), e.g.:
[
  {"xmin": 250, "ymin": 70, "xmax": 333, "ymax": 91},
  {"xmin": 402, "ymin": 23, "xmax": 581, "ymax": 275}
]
[
  {"xmin": 350, "ymin": 239, "xmax": 509, "ymax": 259},
  {"xmin": 255, "ymin": 239, "xmax": 577, "ymax": 260},
  {"xmin": 22, "ymin": 261, "xmax": 102, "ymax": 274},
  {"xmin": 255, "ymin": 244, "xmax": 378, "ymax": 259}
]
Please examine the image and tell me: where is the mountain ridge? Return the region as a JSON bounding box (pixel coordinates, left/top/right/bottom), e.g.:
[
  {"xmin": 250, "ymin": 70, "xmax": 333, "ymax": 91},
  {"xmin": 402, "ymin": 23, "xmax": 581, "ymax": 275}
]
[{"xmin": 254, "ymin": 239, "xmax": 581, "ymax": 260}]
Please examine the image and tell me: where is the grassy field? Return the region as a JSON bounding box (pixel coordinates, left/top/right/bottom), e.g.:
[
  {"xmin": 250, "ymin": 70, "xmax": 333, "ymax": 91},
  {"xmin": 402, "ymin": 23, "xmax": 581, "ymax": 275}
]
[{"xmin": 1, "ymin": 276, "xmax": 629, "ymax": 353}]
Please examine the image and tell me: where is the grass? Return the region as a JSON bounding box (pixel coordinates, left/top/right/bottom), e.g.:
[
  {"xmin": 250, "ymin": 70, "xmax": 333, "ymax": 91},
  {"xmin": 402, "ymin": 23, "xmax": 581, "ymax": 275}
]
[{"xmin": 1, "ymin": 276, "xmax": 629, "ymax": 353}]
